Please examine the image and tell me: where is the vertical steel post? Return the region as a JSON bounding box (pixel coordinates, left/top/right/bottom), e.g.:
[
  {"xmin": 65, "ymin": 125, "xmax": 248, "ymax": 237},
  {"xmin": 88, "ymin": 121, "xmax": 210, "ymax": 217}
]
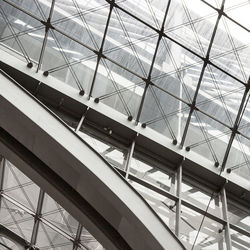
[
  {"xmin": 175, "ymin": 160, "xmax": 182, "ymax": 237},
  {"xmin": 73, "ymin": 224, "xmax": 83, "ymax": 250},
  {"xmin": 125, "ymin": 136, "xmax": 137, "ymax": 179},
  {"xmin": 75, "ymin": 107, "xmax": 89, "ymax": 133},
  {"xmin": 30, "ymin": 189, "xmax": 45, "ymax": 247},
  {"xmin": 221, "ymin": 187, "xmax": 232, "ymax": 250}
]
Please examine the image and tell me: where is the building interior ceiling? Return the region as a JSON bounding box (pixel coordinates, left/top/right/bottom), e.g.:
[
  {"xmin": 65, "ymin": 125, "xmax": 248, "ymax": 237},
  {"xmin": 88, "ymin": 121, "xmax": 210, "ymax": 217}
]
[{"xmin": 0, "ymin": 0, "xmax": 250, "ymax": 249}]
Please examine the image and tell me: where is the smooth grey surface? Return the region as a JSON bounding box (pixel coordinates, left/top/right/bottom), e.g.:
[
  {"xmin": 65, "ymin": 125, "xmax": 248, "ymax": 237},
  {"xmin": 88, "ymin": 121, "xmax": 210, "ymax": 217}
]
[{"xmin": 0, "ymin": 70, "xmax": 185, "ymax": 250}]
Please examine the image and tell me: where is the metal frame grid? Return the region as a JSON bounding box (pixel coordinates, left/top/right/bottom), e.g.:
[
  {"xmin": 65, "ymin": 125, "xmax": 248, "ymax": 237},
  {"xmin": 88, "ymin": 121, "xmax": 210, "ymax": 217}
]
[
  {"xmin": 0, "ymin": 157, "xmax": 103, "ymax": 250},
  {"xmin": 0, "ymin": 0, "xmax": 249, "ymax": 175},
  {"xmin": 75, "ymin": 121, "xmax": 250, "ymax": 250},
  {"xmin": 0, "ymin": 0, "xmax": 250, "ymax": 249}
]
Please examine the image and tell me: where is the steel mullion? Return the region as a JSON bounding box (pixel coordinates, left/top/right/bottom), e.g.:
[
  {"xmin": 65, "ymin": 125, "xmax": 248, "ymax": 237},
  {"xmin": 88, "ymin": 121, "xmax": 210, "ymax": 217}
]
[
  {"xmin": 115, "ymin": 0, "xmax": 249, "ymax": 88},
  {"xmin": 36, "ymin": 0, "xmax": 56, "ymax": 72},
  {"xmin": 180, "ymin": 1, "xmax": 225, "ymax": 148},
  {"xmin": 135, "ymin": 0, "xmax": 172, "ymax": 124},
  {"xmin": 175, "ymin": 160, "xmax": 182, "ymax": 237},
  {"xmin": 220, "ymin": 81, "xmax": 250, "ymax": 171},
  {"xmin": 30, "ymin": 189, "xmax": 45, "ymax": 247},
  {"xmin": 88, "ymin": 2, "xmax": 114, "ymax": 98},
  {"xmin": 3, "ymin": 0, "xmax": 248, "ymax": 89},
  {"xmin": 73, "ymin": 224, "xmax": 82, "ymax": 250},
  {"xmin": 221, "ymin": 187, "xmax": 232, "ymax": 250},
  {"xmin": 125, "ymin": 137, "xmax": 136, "ymax": 179}
]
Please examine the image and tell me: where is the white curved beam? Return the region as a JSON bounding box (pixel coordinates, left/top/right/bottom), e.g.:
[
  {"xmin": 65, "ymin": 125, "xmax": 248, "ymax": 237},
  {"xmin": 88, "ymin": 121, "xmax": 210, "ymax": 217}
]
[{"xmin": 0, "ymin": 70, "xmax": 185, "ymax": 250}]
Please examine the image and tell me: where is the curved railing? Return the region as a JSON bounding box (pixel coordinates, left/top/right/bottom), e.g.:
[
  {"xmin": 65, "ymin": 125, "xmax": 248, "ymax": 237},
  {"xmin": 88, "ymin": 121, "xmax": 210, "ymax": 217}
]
[{"xmin": 0, "ymin": 69, "xmax": 185, "ymax": 250}]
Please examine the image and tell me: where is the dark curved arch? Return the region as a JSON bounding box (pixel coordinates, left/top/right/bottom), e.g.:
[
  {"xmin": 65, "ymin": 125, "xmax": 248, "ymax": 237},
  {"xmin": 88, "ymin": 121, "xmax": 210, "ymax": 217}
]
[{"xmin": 0, "ymin": 70, "xmax": 185, "ymax": 250}]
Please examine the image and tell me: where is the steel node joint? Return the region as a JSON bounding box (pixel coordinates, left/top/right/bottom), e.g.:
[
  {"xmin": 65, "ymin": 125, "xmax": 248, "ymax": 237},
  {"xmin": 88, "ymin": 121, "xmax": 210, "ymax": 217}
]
[
  {"xmin": 108, "ymin": 0, "xmax": 116, "ymax": 8},
  {"xmin": 230, "ymin": 125, "xmax": 239, "ymax": 136},
  {"xmin": 157, "ymin": 27, "xmax": 165, "ymax": 39},
  {"xmin": 216, "ymin": 5, "xmax": 225, "ymax": 17},
  {"xmin": 203, "ymin": 54, "xmax": 210, "ymax": 66},
  {"xmin": 245, "ymin": 76, "xmax": 250, "ymax": 92},
  {"xmin": 142, "ymin": 77, "xmax": 153, "ymax": 87},
  {"xmin": 41, "ymin": 18, "xmax": 54, "ymax": 32},
  {"xmin": 94, "ymin": 49, "xmax": 106, "ymax": 60},
  {"xmin": 188, "ymin": 101, "xmax": 198, "ymax": 111}
]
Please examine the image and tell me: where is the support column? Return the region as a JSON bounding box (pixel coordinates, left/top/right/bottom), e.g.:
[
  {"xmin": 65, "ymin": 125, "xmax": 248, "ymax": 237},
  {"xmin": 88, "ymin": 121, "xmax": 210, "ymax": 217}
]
[
  {"xmin": 30, "ymin": 189, "xmax": 45, "ymax": 247},
  {"xmin": 75, "ymin": 107, "xmax": 89, "ymax": 133},
  {"xmin": 221, "ymin": 187, "xmax": 232, "ymax": 250},
  {"xmin": 175, "ymin": 160, "xmax": 182, "ymax": 237},
  {"xmin": 73, "ymin": 224, "xmax": 82, "ymax": 250},
  {"xmin": 125, "ymin": 136, "xmax": 137, "ymax": 180}
]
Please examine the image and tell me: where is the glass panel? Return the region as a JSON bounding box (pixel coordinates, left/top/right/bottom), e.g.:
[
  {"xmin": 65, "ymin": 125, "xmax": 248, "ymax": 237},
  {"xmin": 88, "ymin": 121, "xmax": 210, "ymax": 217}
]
[
  {"xmin": 165, "ymin": 0, "xmax": 218, "ymax": 57},
  {"xmin": 226, "ymin": 134, "xmax": 250, "ymax": 180},
  {"xmin": 36, "ymin": 222, "xmax": 73, "ymax": 250},
  {"xmin": 118, "ymin": 0, "xmax": 170, "ymax": 30},
  {"xmin": 52, "ymin": 0, "xmax": 109, "ymax": 50},
  {"xmin": 202, "ymin": 0, "xmax": 223, "ymax": 8},
  {"xmin": 41, "ymin": 29, "xmax": 95, "ymax": 91},
  {"xmin": 210, "ymin": 16, "xmax": 250, "ymax": 83},
  {"xmin": 140, "ymin": 85, "xmax": 188, "ymax": 141},
  {"xmin": 3, "ymin": 160, "xmax": 39, "ymax": 212},
  {"xmin": 92, "ymin": 58, "xmax": 145, "ymax": 117},
  {"xmin": 184, "ymin": 109, "xmax": 230, "ymax": 164},
  {"xmin": 225, "ymin": 2, "xmax": 250, "ymax": 30},
  {"xmin": 5, "ymin": 0, "xmax": 50, "ymax": 20},
  {"xmin": 152, "ymin": 36, "xmax": 203, "ymax": 104},
  {"xmin": 0, "ymin": 197, "xmax": 34, "ymax": 242},
  {"xmin": 197, "ymin": 64, "xmax": 245, "ymax": 127},
  {"xmin": 103, "ymin": 7, "xmax": 158, "ymax": 78},
  {"xmin": 42, "ymin": 194, "xmax": 78, "ymax": 238},
  {"xmin": 0, "ymin": 1, "xmax": 44, "ymax": 64}
]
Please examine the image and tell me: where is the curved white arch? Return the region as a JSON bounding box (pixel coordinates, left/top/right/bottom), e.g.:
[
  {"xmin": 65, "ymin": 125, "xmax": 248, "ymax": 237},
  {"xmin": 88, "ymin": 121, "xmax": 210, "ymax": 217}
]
[{"xmin": 0, "ymin": 70, "xmax": 185, "ymax": 250}]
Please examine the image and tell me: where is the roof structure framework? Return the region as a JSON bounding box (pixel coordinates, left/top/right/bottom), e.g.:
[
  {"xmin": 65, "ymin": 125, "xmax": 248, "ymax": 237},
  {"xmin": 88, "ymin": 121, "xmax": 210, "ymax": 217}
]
[
  {"xmin": 0, "ymin": 0, "xmax": 249, "ymax": 176},
  {"xmin": 0, "ymin": 0, "xmax": 250, "ymax": 249}
]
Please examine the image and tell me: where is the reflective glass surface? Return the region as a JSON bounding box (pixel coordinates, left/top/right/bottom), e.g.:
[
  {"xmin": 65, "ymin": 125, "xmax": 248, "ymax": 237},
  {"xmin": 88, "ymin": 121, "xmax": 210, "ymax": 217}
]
[
  {"xmin": 1, "ymin": 0, "xmax": 249, "ymax": 183},
  {"xmin": 0, "ymin": 159, "xmax": 104, "ymax": 250},
  {"xmin": 1, "ymin": 0, "xmax": 250, "ymax": 249}
]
